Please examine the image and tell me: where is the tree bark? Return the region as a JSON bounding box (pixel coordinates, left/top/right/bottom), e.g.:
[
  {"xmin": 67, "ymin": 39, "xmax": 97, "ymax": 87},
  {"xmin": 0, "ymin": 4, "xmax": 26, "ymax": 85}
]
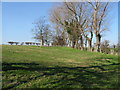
[
  {"xmin": 95, "ymin": 34, "xmax": 101, "ymax": 52},
  {"xmin": 75, "ymin": 40, "xmax": 79, "ymax": 49},
  {"xmin": 80, "ymin": 35, "xmax": 84, "ymax": 50},
  {"xmin": 88, "ymin": 40, "xmax": 92, "ymax": 51},
  {"xmin": 72, "ymin": 41, "xmax": 76, "ymax": 48}
]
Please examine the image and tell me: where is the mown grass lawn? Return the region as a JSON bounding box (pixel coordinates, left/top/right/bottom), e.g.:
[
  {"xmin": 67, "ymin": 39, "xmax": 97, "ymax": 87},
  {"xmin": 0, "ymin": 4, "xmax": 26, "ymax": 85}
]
[{"xmin": 2, "ymin": 45, "xmax": 120, "ymax": 89}]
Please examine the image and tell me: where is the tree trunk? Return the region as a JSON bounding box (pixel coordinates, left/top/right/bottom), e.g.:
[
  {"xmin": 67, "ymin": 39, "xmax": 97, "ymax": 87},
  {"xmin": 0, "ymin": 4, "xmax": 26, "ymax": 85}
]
[
  {"xmin": 88, "ymin": 40, "xmax": 92, "ymax": 51},
  {"xmin": 76, "ymin": 40, "xmax": 79, "ymax": 49},
  {"xmin": 72, "ymin": 41, "xmax": 76, "ymax": 48},
  {"xmin": 41, "ymin": 39, "xmax": 44, "ymax": 46},
  {"xmin": 83, "ymin": 39, "xmax": 87, "ymax": 51},
  {"xmin": 80, "ymin": 35, "xmax": 84, "ymax": 50},
  {"xmin": 96, "ymin": 34, "xmax": 101, "ymax": 52},
  {"xmin": 85, "ymin": 39, "xmax": 87, "ymax": 49}
]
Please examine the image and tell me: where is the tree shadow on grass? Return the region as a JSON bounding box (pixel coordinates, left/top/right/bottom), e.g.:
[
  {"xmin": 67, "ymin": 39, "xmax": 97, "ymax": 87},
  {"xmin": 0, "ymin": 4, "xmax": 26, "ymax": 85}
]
[{"xmin": 2, "ymin": 62, "xmax": 120, "ymax": 89}]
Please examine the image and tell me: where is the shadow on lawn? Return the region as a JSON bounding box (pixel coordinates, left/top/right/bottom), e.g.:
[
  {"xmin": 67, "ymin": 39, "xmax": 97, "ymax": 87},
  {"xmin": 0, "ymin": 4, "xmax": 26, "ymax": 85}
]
[{"xmin": 2, "ymin": 62, "xmax": 120, "ymax": 89}]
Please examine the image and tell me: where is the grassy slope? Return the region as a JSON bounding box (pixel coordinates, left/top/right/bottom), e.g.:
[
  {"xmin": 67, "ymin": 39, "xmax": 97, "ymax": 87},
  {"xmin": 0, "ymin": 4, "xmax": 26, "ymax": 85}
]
[{"xmin": 2, "ymin": 45, "xmax": 119, "ymax": 88}]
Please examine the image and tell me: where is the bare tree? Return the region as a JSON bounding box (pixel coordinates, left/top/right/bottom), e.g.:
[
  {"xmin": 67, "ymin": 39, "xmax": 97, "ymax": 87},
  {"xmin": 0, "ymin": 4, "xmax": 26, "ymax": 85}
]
[
  {"xmin": 81, "ymin": 20, "xmax": 93, "ymax": 51},
  {"xmin": 43, "ymin": 24, "xmax": 52, "ymax": 46},
  {"xmin": 50, "ymin": 4, "xmax": 69, "ymax": 47},
  {"xmin": 32, "ymin": 17, "xmax": 51, "ymax": 46},
  {"xmin": 88, "ymin": 2, "xmax": 109, "ymax": 52},
  {"xmin": 50, "ymin": 2, "xmax": 86, "ymax": 49},
  {"xmin": 50, "ymin": 2, "xmax": 110, "ymax": 52}
]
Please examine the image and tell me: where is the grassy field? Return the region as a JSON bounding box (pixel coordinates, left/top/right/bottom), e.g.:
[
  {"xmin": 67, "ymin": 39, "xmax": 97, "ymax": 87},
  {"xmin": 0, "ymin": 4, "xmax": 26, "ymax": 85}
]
[{"xmin": 2, "ymin": 45, "xmax": 120, "ymax": 89}]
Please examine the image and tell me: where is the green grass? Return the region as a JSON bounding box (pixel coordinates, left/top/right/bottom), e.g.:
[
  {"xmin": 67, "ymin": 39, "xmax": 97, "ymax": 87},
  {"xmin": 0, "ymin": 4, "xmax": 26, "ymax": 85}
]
[{"xmin": 2, "ymin": 45, "xmax": 119, "ymax": 89}]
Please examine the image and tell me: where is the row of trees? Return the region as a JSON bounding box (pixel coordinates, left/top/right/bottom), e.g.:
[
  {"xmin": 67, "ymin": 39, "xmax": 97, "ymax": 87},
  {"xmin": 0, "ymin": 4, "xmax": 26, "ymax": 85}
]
[
  {"xmin": 32, "ymin": 2, "xmax": 115, "ymax": 53},
  {"xmin": 49, "ymin": 2, "xmax": 109, "ymax": 52}
]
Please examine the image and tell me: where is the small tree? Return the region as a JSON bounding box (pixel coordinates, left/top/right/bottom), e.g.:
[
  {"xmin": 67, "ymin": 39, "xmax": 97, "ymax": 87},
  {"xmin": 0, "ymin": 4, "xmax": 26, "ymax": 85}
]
[
  {"xmin": 101, "ymin": 40, "xmax": 110, "ymax": 54},
  {"xmin": 32, "ymin": 17, "xmax": 51, "ymax": 46}
]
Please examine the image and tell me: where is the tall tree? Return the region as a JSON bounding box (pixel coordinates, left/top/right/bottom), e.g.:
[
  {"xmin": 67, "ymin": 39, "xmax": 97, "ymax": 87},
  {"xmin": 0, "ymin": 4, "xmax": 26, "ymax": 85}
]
[
  {"xmin": 50, "ymin": 2, "xmax": 110, "ymax": 51},
  {"xmin": 88, "ymin": 2, "xmax": 109, "ymax": 52},
  {"xmin": 50, "ymin": 2, "xmax": 87, "ymax": 49}
]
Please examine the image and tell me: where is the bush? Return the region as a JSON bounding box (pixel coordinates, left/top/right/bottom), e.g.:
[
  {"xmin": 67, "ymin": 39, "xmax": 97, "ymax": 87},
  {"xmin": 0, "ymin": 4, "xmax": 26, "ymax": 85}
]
[{"xmin": 100, "ymin": 40, "xmax": 110, "ymax": 54}]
